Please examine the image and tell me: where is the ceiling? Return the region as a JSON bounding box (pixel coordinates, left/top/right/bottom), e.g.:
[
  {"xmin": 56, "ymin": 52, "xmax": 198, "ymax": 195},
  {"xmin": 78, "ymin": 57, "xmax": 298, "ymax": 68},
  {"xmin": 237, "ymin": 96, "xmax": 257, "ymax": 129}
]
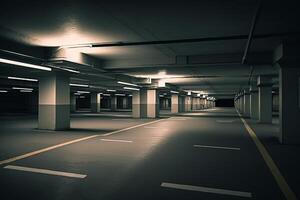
[{"xmin": 0, "ymin": 0, "xmax": 298, "ymax": 98}]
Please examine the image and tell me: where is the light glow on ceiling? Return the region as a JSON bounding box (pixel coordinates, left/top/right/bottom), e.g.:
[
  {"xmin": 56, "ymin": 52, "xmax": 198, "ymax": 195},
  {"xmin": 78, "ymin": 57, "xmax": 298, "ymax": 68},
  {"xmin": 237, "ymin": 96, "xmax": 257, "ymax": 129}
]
[
  {"xmin": 8, "ymin": 76, "xmax": 38, "ymax": 82},
  {"xmin": 0, "ymin": 58, "xmax": 52, "ymax": 71},
  {"xmin": 0, "ymin": 90, "xmax": 8, "ymax": 93}
]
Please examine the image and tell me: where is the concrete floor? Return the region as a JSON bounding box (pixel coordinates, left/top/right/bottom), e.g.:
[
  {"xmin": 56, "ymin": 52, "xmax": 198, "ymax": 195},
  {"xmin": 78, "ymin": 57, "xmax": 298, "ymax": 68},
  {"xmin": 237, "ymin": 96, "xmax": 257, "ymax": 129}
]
[{"xmin": 0, "ymin": 108, "xmax": 299, "ymax": 199}]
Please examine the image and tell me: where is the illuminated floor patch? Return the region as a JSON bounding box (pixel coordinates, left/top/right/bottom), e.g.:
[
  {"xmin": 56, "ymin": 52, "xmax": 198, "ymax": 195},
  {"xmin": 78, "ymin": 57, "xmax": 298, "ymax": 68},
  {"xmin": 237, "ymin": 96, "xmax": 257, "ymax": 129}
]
[
  {"xmin": 161, "ymin": 182, "xmax": 252, "ymax": 198},
  {"xmin": 4, "ymin": 165, "xmax": 87, "ymax": 179}
]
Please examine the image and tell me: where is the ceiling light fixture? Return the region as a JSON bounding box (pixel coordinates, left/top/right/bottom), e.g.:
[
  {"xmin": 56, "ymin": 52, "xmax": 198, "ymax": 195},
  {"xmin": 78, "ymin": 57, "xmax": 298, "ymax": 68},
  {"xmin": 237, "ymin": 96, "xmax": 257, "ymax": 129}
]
[
  {"xmin": 0, "ymin": 90, "xmax": 8, "ymax": 93},
  {"xmin": 0, "ymin": 58, "xmax": 52, "ymax": 71},
  {"xmin": 115, "ymin": 94, "xmax": 126, "ymax": 96},
  {"xmin": 107, "ymin": 89, "xmax": 116, "ymax": 92},
  {"xmin": 12, "ymin": 87, "xmax": 33, "ymax": 90},
  {"xmin": 20, "ymin": 90, "xmax": 32, "ymax": 93},
  {"xmin": 76, "ymin": 91, "xmax": 90, "ymax": 94},
  {"xmin": 117, "ymin": 81, "xmax": 139, "ymax": 87},
  {"xmin": 8, "ymin": 76, "xmax": 38, "ymax": 82},
  {"xmin": 70, "ymin": 83, "xmax": 89, "ymax": 87},
  {"xmin": 170, "ymin": 90, "xmax": 179, "ymax": 94},
  {"xmin": 123, "ymin": 87, "xmax": 140, "ymax": 91}
]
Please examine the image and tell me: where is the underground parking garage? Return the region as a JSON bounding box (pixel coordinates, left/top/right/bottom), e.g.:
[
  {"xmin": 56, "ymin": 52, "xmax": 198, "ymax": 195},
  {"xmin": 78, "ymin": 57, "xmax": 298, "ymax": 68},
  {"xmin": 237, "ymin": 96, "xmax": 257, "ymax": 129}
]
[{"xmin": 0, "ymin": 1, "xmax": 300, "ymax": 199}]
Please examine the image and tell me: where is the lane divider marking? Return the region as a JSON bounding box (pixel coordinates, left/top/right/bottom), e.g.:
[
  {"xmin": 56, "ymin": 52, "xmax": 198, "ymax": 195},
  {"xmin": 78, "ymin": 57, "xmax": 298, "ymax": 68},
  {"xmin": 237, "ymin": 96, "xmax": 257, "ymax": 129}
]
[
  {"xmin": 193, "ymin": 144, "xmax": 240, "ymax": 151},
  {"xmin": 161, "ymin": 182, "xmax": 252, "ymax": 198},
  {"xmin": 100, "ymin": 139, "xmax": 132, "ymax": 143},
  {"xmin": 4, "ymin": 165, "xmax": 86, "ymax": 178}
]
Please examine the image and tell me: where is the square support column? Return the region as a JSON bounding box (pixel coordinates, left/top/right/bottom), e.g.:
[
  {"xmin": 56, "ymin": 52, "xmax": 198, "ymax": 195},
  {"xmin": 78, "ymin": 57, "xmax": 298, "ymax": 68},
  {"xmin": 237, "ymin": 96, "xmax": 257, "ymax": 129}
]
[
  {"xmin": 243, "ymin": 89, "xmax": 250, "ymax": 118},
  {"xmin": 179, "ymin": 96, "xmax": 185, "ymax": 112},
  {"xmin": 132, "ymin": 89, "xmax": 159, "ymax": 118},
  {"xmin": 111, "ymin": 95, "xmax": 117, "ymax": 111},
  {"xmin": 185, "ymin": 96, "xmax": 192, "ymax": 111},
  {"xmin": 70, "ymin": 93, "xmax": 76, "ymax": 112},
  {"xmin": 258, "ymin": 76, "xmax": 273, "ymax": 123},
  {"xmin": 250, "ymin": 84, "xmax": 259, "ymax": 120},
  {"xmin": 279, "ymin": 65, "xmax": 300, "ymax": 144},
  {"xmin": 171, "ymin": 94, "xmax": 179, "ymax": 113},
  {"xmin": 39, "ymin": 73, "xmax": 70, "ymax": 130},
  {"xmin": 91, "ymin": 92, "xmax": 101, "ymax": 113}
]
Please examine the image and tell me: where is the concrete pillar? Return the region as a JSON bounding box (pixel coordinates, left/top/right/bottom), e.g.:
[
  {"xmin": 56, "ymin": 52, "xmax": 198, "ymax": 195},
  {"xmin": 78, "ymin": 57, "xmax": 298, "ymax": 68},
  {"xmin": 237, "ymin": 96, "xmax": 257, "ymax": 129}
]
[
  {"xmin": 38, "ymin": 73, "xmax": 70, "ymax": 130},
  {"xmin": 258, "ymin": 76, "xmax": 273, "ymax": 123},
  {"xmin": 197, "ymin": 98, "xmax": 200, "ymax": 109},
  {"xmin": 171, "ymin": 94, "xmax": 179, "ymax": 113},
  {"xmin": 279, "ymin": 65, "xmax": 300, "ymax": 144},
  {"xmin": 185, "ymin": 96, "xmax": 192, "ymax": 111},
  {"xmin": 122, "ymin": 97, "xmax": 128, "ymax": 109},
  {"xmin": 91, "ymin": 92, "xmax": 101, "ymax": 113},
  {"xmin": 132, "ymin": 89, "xmax": 159, "ymax": 118},
  {"xmin": 179, "ymin": 96, "xmax": 185, "ymax": 112},
  {"xmin": 111, "ymin": 95, "xmax": 117, "ymax": 111},
  {"xmin": 243, "ymin": 89, "xmax": 250, "ymax": 117},
  {"xmin": 132, "ymin": 91, "xmax": 141, "ymax": 118},
  {"xmin": 70, "ymin": 94, "xmax": 76, "ymax": 112},
  {"xmin": 250, "ymin": 84, "xmax": 259, "ymax": 120}
]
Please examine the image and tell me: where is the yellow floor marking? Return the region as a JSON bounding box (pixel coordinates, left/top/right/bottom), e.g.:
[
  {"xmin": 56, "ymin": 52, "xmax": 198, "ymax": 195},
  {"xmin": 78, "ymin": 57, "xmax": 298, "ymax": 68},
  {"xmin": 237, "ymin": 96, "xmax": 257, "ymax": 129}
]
[
  {"xmin": 0, "ymin": 118, "xmax": 166, "ymax": 166},
  {"xmin": 238, "ymin": 111, "xmax": 297, "ymax": 200}
]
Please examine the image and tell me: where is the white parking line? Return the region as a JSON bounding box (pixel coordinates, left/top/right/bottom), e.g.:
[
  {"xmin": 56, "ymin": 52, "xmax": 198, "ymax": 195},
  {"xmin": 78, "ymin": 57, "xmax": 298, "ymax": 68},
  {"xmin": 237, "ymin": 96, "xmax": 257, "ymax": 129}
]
[
  {"xmin": 144, "ymin": 126, "xmax": 160, "ymax": 129},
  {"xmin": 100, "ymin": 139, "xmax": 132, "ymax": 143},
  {"xmin": 216, "ymin": 120, "xmax": 234, "ymax": 123},
  {"xmin": 0, "ymin": 118, "xmax": 167, "ymax": 166},
  {"xmin": 161, "ymin": 182, "xmax": 252, "ymax": 198},
  {"xmin": 4, "ymin": 165, "xmax": 87, "ymax": 179},
  {"xmin": 193, "ymin": 144, "xmax": 240, "ymax": 151}
]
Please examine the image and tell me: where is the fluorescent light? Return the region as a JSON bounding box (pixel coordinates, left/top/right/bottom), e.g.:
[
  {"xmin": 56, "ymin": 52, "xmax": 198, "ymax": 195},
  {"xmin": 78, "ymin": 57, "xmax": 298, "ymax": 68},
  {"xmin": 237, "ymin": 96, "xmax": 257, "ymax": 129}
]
[
  {"xmin": 20, "ymin": 90, "xmax": 32, "ymax": 93},
  {"xmin": 197, "ymin": 93, "xmax": 201, "ymax": 97},
  {"xmin": 102, "ymin": 94, "xmax": 111, "ymax": 96},
  {"xmin": 62, "ymin": 68, "xmax": 80, "ymax": 74},
  {"xmin": 117, "ymin": 81, "xmax": 139, "ymax": 87},
  {"xmin": 12, "ymin": 87, "xmax": 33, "ymax": 90},
  {"xmin": 187, "ymin": 91, "xmax": 191, "ymax": 96},
  {"xmin": 170, "ymin": 90, "xmax": 179, "ymax": 94},
  {"xmin": 74, "ymin": 93, "xmax": 81, "ymax": 95},
  {"xmin": 107, "ymin": 89, "xmax": 116, "ymax": 92},
  {"xmin": 123, "ymin": 87, "xmax": 140, "ymax": 91},
  {"xmin": 60, "ymin": 44, "xmax": 93, "ymax": 49},
  {"xmin": 0, "ymin": 58, "xmax": 51, "ymax": 71},
  {"xmin": 8, "ymin": 76, "xmax": 38, "ymax": 82},
  {"xmin": 70, "ymin": 83, "xmax": 89, "ymax": 87},
  {"xmin": 76, "ymin": 91, "xmax": 90, "ymax": 94},
  {"xmin": 115, "ymin": 94, "xmax": 126, "ymax": 96},
  {"xmin": 159, "ymin": 95, "xmax": 164, "ymax": 97},
  {"xmin": 0, "ymin": 90, "xmax": 8, "ymax": 93}
]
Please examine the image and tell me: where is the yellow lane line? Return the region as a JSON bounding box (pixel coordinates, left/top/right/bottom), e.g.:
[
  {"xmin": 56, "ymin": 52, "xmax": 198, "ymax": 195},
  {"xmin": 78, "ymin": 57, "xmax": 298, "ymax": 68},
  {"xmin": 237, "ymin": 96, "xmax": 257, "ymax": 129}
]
[{"xmin": 238, "ymin": 111, "xmax": 297, "ymax": 200}]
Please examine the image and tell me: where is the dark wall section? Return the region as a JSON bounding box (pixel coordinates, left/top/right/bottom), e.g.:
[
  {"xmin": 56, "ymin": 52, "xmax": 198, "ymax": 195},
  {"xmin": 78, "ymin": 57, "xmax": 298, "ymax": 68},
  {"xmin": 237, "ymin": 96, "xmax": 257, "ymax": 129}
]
[
  {"xmin": 216, "ymin": 99, "xmax": 234, "ymax": 107},
  {"xmin": 0, "ymin": 91, "xmax": 38, "ymax": 114}
]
